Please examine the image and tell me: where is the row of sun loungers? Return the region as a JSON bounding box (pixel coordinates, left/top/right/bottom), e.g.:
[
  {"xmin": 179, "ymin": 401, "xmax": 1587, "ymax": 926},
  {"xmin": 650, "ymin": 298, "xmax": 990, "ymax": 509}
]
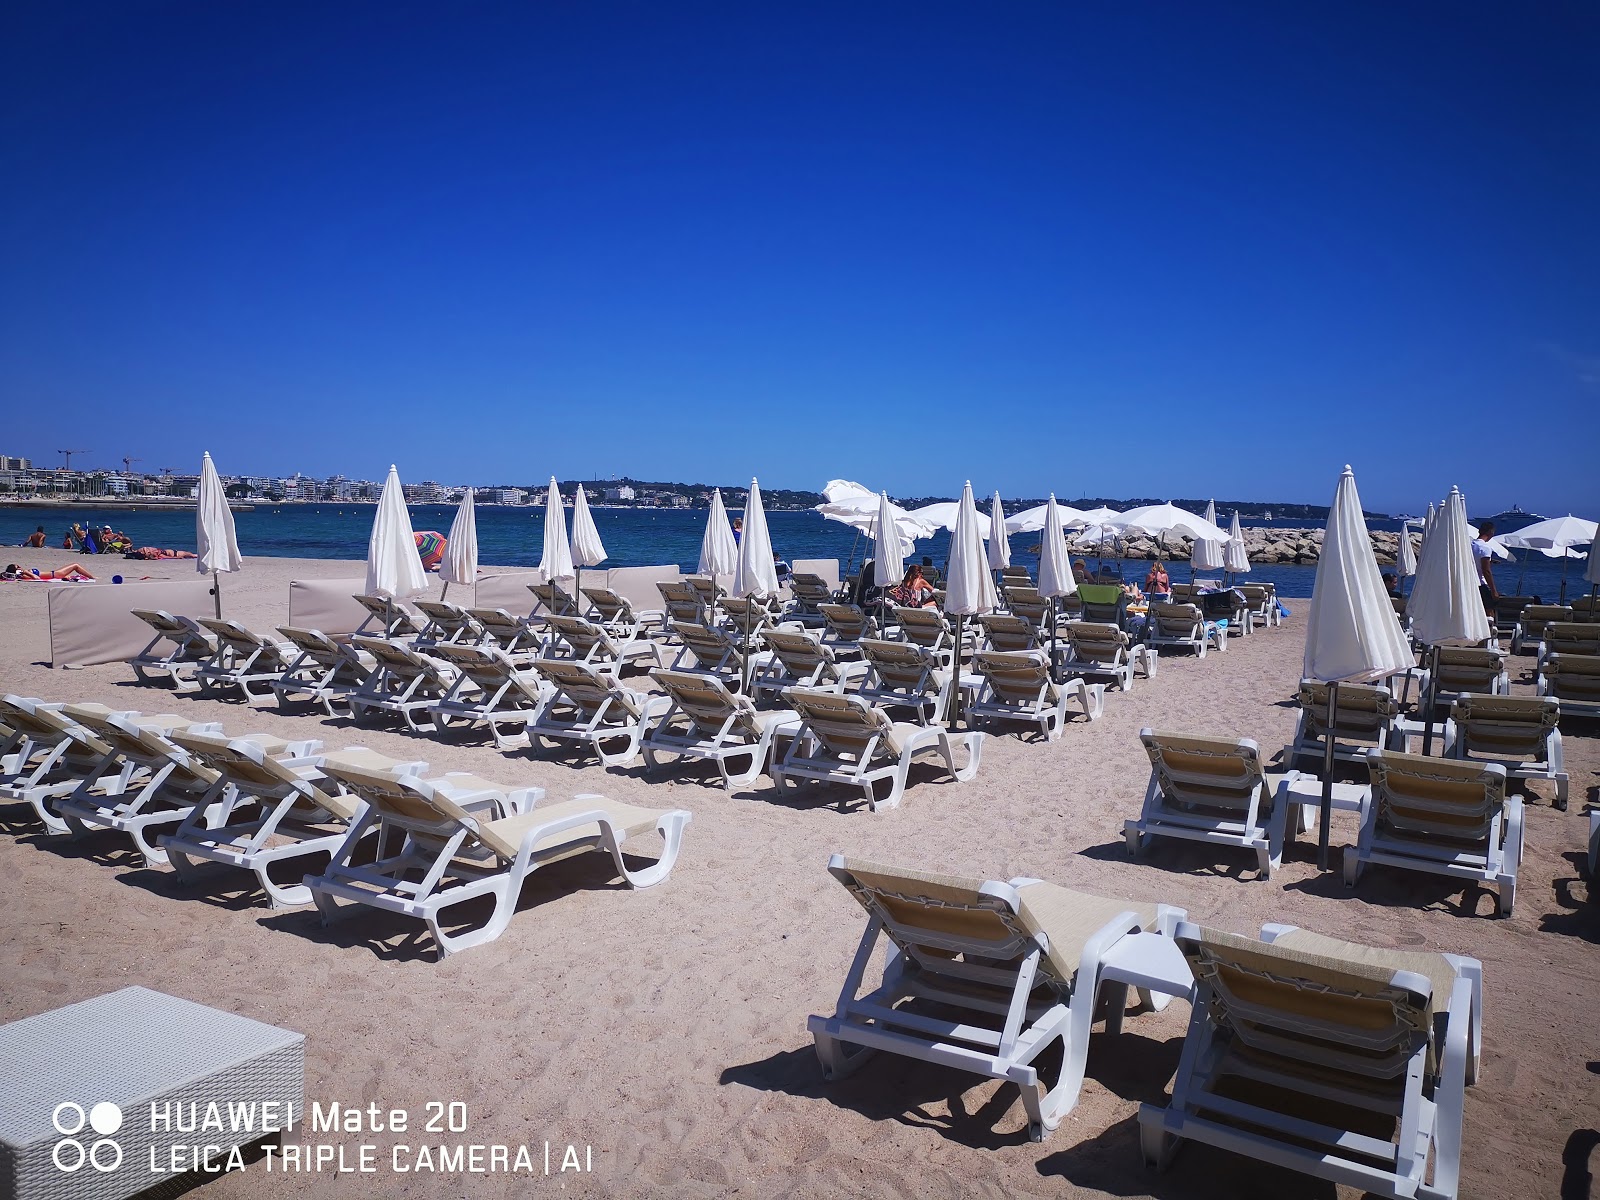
[{"xmin": 0, "ymin": 695, "xmax": 690, "ymax": 958}]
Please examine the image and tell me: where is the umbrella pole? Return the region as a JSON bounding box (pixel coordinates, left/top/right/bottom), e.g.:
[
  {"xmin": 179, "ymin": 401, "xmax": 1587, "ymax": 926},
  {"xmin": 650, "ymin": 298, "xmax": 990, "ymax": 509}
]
[
  {"xmin": 1560, "ymin": 555, "xmax": 1569, "ymax": 605},
  {"xmin": 1049, "ymin": 596, "xmax": 1058, "ymax": 683},
  {"xmin": 947, "ymin": 615, "xmax": 964, "ymax": 727},
  {"xmin": 742, "ymin": 602, "xmax": 752, "ymax": 693},
  {"xmin": 574, "ymin": 566, "xmax": 581, "ymax": 615},
  {"xmin": 212, "ymin": 570, "xmax": 222, "ymax": 619},
  {"xmin": 1318, "ymin": 680, "xmax": 1338, "ymax": 871},
  {"xmin": 1515, "ymin": 551, "xmax": 1526, "ymax": 595},
  {"xmin": 1422, "ymin": 645, "xmax": 1440, "ymax": 756},
  {"xmin": 441, "ymin": 580, "xmax": 449, "ymax": 603}
]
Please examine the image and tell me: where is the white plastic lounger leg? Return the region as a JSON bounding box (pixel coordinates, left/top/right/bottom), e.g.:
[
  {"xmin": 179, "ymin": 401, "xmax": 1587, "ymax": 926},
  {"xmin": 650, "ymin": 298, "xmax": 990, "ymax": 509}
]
[{"xmin": 588, "ymin": 805, "xmax": 692, "ymax": 888}]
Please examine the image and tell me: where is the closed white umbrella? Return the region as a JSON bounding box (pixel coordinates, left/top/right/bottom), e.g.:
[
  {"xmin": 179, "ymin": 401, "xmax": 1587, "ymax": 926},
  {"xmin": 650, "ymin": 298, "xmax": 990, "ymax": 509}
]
[
  {"xmin": 195, "ymin": 451, "xmax": 242, "ymax": 618},
  {"xmin": 987, "ymin": 491, "xmax": 1012, "ymax": 572},
  {"xmin": 440, "ymin": 487, "xmax": 478, "ymax": 600},
  {"xmin": 366, "ymin": 465, "xmax": 428, "ymax": 638},
  {"xmin": 569, "ymin": 483, "xmax": 607, "ymax": 603},
  {"xmin": 732, "ymin": 478, "xmax": 779, "ymax": 690},
  {"xmin": 872, "ymin": 491, "xmax": 905, "ymax": 630},
  {"xmin": 1223, "ymin": 511, "xmax": 1250, "ymax": 579},
  {"xmin": 539, "ymin": 478, "xmax": 574, "ymax": 583},
  {"xmin": 1395, "ymin": 519, "xmax": 1417, "ymax": 581},
  {"xmin": 943, "ymin": 481, "xmax": 999, "ymax": 725},
  {"xmin": 1190, "ymin": 499, "xmax": 1226, "ymax": 576},
  {"xmin": 1410, "ymin": 487, "xmax": 1492, "ymax": 753},
  {"xmin": 1302, "ymin": 466, "xmax": 1414, "ymax": 868},
  {"xmin": 699, "ymin": 488, "xmax": 739, "ymax": 619},
  {"xmin": 1036, "ymin": 495, "xmax": 1077, "ymax": 676},
  {"xmin": 1586, "ymin": 536, "xmax": 1600, "ymax": 602}
]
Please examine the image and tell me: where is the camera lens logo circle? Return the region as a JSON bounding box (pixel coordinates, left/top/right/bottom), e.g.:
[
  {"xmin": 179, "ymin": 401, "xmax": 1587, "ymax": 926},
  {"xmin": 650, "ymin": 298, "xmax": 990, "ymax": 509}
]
[{"xmin": 52, "ymin": 1101, "xmax": 123, "ymax": 1173}]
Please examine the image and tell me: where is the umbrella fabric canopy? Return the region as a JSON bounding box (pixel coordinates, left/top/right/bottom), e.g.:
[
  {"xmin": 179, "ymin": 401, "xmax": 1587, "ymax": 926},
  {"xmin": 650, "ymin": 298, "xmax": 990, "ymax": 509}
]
[
  {"xmin": 1462, "ymin": 523, "xmax": 1512, "ymax": 558},
  {"xmin": 1190, "ymin": 499, "xmax": 1226, "ymax": 572},
  {"xmin": 1490, "ymin": 514, "xmax": 1596, "ymax": 553},
  {"xmin": 818, "ymin": 481, "xmax": 936, "ymax": 551},
  {"xmin": 414, "ymin": 531, "xmax": 446, "ymax": 570},
  {"xmin": 1410, "ymin": 489, "xmax": 1492, "ymax": 648},
  {"xmin": 1004, "ymin": 501, "xmax": 1089, "ymax": 534},
  {"xmin": 732, "ymin": 479, "xmax": 779, "ymax": 600},
  {"xmin": 986, "ymin": 492, "xmax": 1011, "ymax": 570},
  {"xmin": 569, "ymin": 485, "xmax": 608, "ymax": 568},
  {"xmin": 1070, "ymin": 524, "xmax": 1123, "ymax": 550},
  {"xmin": 196, "ymin": 451, "xmax": 243, "ymax": 618},
  {"xmin": 366, "ymin": 465, "xmax": 428, "ymax": 600},
  {"xmin": 1303, "ymin": 467, "xmax": 1413, "ymax": 685},
  {"xmin": 1074, "ymin": 505, "xmax": 1123, "ymax": 527},
  {"xmin": 1109, "ymin": 502, "xmax": 1229, "ymax": 544},
  {"xmin": 699, "ymin": 489, "xmax": 739, "ymax": 577},
  {"xmin": 195, "ymin": 452, "xmax": 242, "ymax": 576},
  {"xmin": 1420, "ymin": 502, "xmax": 1437, "ymax": 560},
  {"xmin": 440, "ymin": 488, "xmax": 478, "ymax": 589},
  {"xmin": 872, "ymin": 491, "xmax": 905, "ymax": 593},
  {"xmin": 1303, "ymin": 466, "xmax": 1414, "ymax": 869},
  {"xmin": 1223, "ymin": 511, "xmax": 1250, "ymax": 575},
  {"xmin": 539, "ymin": 478, "xmax": 574, "ymax": 581},
  {"xmin": 945, "ymin": 483, "xmax": 999, "ymax": 616},
  {"xmin": 1395, "ymin": 520, "xmax": 1417, "ymax": 578},
  {"xmin": 1036, "ymin": 496, "xmax": 1077, "ymax": 600}
]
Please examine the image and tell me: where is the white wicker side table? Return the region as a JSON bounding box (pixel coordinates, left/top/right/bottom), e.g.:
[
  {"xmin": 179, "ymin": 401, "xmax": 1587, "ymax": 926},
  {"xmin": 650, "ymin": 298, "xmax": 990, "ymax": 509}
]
[{"xmin": 0, "ymin": 987, "xmax": 304, "ymax": 1200}]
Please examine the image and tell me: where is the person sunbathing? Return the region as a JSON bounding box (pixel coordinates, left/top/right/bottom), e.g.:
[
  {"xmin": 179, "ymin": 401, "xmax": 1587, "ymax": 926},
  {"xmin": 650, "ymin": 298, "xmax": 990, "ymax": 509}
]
[{"xmin": 2, "ymin": 563, "xmax": 95, "ymax": 581}]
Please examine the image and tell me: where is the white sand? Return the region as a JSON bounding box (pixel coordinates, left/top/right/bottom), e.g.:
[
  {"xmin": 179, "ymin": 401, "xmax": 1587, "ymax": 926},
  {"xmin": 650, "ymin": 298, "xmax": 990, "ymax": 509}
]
[{"xmin": 0, "ymin": 546, "xmax": 1594, "ymax": 1197}]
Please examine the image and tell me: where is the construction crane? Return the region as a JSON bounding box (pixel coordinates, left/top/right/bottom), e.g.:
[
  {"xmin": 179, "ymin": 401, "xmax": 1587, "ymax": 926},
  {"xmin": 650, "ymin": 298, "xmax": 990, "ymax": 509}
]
[
  {"xmin": 122, "ymin": 456, "xmax": 142, "ymax": 475},
  {"xmin": 160, "ymin": 467, "xmax": 176, "ymax": 476},
  {"xmin": 58, "ymin": 449, "xmax": 89, "ymax": 470}
]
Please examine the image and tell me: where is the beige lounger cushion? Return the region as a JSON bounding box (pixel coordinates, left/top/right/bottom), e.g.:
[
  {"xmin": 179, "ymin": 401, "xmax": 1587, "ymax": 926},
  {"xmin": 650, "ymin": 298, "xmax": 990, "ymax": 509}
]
[
  {"xmin": 1266, "ymin": 928, "xmax": 1460, "ymax": 1016},
  {"xmin": 1015, "ymin": 883, "xmax": 1158, "ymax": 980},
  {"xmin": 481, "ymin": 797, "xmax": 666, "ymax": 861}
]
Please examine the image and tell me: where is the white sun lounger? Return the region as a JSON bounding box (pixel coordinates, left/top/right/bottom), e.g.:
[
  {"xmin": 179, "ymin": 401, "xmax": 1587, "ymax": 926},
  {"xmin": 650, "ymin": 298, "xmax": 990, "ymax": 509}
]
[
  {"xmin": 346, "ymin": 637, "xmax": 460, "ymax": 732},
  {"xmin": 161, "ymin": 731, "xmax": 425, "ymax": 908},
  {"xmin": 466, "ymin": 606, "xmax": 545, "ymax": 661},
  {"xmin": 54, "ymin": 705, "xmax": 319, "ymax": 867},
  {"xmin": 967, "ymin": 650, "xmax": 1103, "ymax": 741},
  {"xmin": 1447, "ymin": 694, "xmax": 1567, "ymax": 810},
  {"xmin": 305, "ymin": 763, "xmax": 688, "ymax": 958},
  {"xmin": 771, "ymin": 688, "xmax": 982, "ymax": 812},
  {"xmin": 270, "ymin": 626, "xmax": 376, "ymax": 715},
  {"xmin": 351, "ymin": 593, "xmax": 424, "ymax": 640},
  {"xmin": 526, "ymin": 660, "xmax": 672, "ymax": 767},
  {"xmin": 808, "ymin": 855, "xmax": 1186, "ymax": 1141},
  {"xmin": 1140, "ymin": 921, "xmax": 1480, "ymax": 1200},
  {"xmin": 193, "ymin": 619, "xmax": 298, "ymax": 704},
  {"xmin": 1538, "ymin": 651, "xmax": 1600, "ymax": 718},
  {"xmin": 749, "ymin": 628, "xmax": 863, "ymax": 701},
  {"xmin": 0, "ymin": 697, "xmax": 145, "ymax": 833},
  {"xmin": 413, "ymin": 599, "xmax": 484, "ymax": 646},
  {"xmin": 1345, "ymin": 749, "xmax": 1522, "ymax": 915},
  {"xmin": 643, "ymin": 669, "xmax": 803, "ymax": 789},
  {"xmin": 851, "ymin": 639, "xmax": 951, "ymax": 726},
  {"xmin": 1123, "ymin": 729, "xmax": 1304, "ymax": 878},
  {"xmin": 129, "ymin": 609, "xmax": 217, "ymax": 691},
  {"xmin": 426, "ymin": 642, "xmax": 557, "ymax": 749},
  {"xmin": 542, "ymin": 613, "xmax": 662, "ymax": 675},
  {"xmin": 1061, "ymin": 621, "xmax": 1155, "ymax": 692}
]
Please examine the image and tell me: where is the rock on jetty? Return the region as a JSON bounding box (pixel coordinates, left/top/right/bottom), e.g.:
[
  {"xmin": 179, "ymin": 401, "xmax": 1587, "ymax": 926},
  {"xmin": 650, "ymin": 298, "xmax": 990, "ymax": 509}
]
[{"xmin": 1067, "ymin": 526, "xmax": 1417, "ymax": 565}]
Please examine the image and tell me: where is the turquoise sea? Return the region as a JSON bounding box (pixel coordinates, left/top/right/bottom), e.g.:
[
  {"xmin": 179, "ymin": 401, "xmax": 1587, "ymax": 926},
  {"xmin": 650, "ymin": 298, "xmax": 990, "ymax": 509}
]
[{"xmin": 1, "ymin": 505, "xmax": 1589, "ymax": 602}]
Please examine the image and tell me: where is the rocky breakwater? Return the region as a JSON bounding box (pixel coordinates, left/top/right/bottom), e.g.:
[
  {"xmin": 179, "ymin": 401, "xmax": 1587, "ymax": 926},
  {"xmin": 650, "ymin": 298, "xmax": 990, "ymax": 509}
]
[{"xmin": 1067, "ymin": 525, "xmax": 1419, "ymax": 565}]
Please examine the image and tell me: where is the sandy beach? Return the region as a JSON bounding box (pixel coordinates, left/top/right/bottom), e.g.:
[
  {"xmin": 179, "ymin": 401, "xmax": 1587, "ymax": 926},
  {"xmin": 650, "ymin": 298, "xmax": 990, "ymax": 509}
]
[{"xmin": 0, "ymin": 547, "xmax": 1594, "ymax": 1199}]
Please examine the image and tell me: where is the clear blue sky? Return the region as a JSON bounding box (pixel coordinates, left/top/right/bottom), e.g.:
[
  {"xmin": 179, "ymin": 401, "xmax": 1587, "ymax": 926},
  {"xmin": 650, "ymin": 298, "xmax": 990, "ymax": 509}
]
[{"xmin": 2, "ymin": 2, "xmax": 1596, "ymax": 515}]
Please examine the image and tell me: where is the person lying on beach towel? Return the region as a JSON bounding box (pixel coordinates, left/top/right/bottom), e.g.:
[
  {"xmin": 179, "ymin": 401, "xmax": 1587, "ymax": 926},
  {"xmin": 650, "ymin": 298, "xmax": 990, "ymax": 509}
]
[
  {"xmin": 2, "ymin": 563, "xmax": 96, "ymax": 581},
  {"xmin": 124, "ymin": 546, "xmax": 199, "ymax": 560}
]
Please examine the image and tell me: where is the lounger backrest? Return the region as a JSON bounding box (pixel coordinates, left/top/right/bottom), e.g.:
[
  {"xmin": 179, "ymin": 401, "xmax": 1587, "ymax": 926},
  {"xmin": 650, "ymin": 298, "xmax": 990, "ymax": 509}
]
[
  {"xmin": 1541, "ymin": 623, "xmax": 1600, "ymax": 656},
  {"xmin": 791, "ymin": 574, "xmax": 832, "ymax": 604},
  {"xmin": 63, "ymin": 706, "xmax": 217, "ymax": 789},
  {"xmin": 1544, "ymin": 653, "xmax": 1600, "ymax": 701},
  {"xmin": 1140, "ymin": 730, "xmax": 1263, "ymax": 815},
  {"xmin": 686, "ymin": 575, "xmax": 723, "ymax": 604},
  {"xmin": 763, "ymin": 629, "xmax": 834, "ymax": 678},
  {"xmin": 275, "ymin": 625, "xmax": 344, "ymax": 665},
  {"xmin": 652, "ymin": 669, "xmax": 762, "ymax": 741},
  {"xmin": 1434, "ymin": 646, "xmax": 1505, "ymax": 692},
  {"xmin": 466, "ymin": 607, "xmax": 526, "ymax": 638},
  {"xmin": 1297, "ymin": 681, "xmax": 1397, "ymax": 738},
  {"xmin": 893, "ymin": 607, "xmax": 948, "ymax": 650},
  {"xmin": 319, "ymin": 762, "xmax": 513, "ymax": 855},
  {"xmin": 2, "ymin": 698, "xmax": 113, "ymax": 757},
  {"xmin": 1520, "ymin": 605, "xmax": 1573, "ymax": 635},
  {"xmin": 170, "ymin": 728, "xmax": 356, "ymax": 820},
  {"xmin": 1154, "ymin": 602, "xmax": 1204, "ymax": 636},
  {"xmin": 1450, "ymin": 694, "xmax": 1559, "ymax": 758},
  {"xmin": 1006, "ymin": 588, "xmax": 1050, "ymax": 624},
  {"xmin": 783, "ymin": 688, "xmax": 891, "ymax": 757},
  {"xmin": 545, "ymin": 614, "xmax": 610, "ymax": 657},
  {"xmin": 1065, "ymin": 621, "xmax": 1127, "ymax": 664},
  {"xmin": 352, "ymin": 595, "xmax": 421, "ymax": 634},
  {"xmin": 1076, "ymin": 584, "xmax": 1125, "ymax": 624},
  {"xmin": 351, "ymin": 636, "xmax": 450, "ymax": 687},
  {"xmin": 581, "ymin": 587, "xmax": 634, "ymax": 624},
  {"xmin": 858, "ymin": 639, "xmax": 938, "ymax": 693},
  {"xmin": 131, "ymin": 610, "xmax": 211, "ymax": 648},
  {"xmin": 972, "ymin": 650, "xmax": 1051, "ymax": 703},
  {"xmin": 1178, "ymin": 926, "xmax": 1434, "ymax": 1081},
  {"xmin": 829, "ymin": 858, "xmax": 1072, "ymax": 989},
  {"xmin": 198, "ymin": 617, "xmax": 268, "ymax": 654},
  {"xmin": 674, "ymin": 622, "xmax": 739, "ymax": 668},
  {"xmin": 1366, "ymin": 749, "xmax": 1505, "ymax": 851},
  {"xmin": 426, "ymin": 642, "xmax": 511, "ymax": 683},
  {"xmin": 819, "ymin": 604, "xmax": 872, "ymax": 640},
  {"xmin": 978, "ymin": 614, "xmax": 1035, "ymax": 652},
  {"xmin": 532, "ymin": 660, "xmax": 638, "ymax": 717},
  {"xmin": 1569, "ymin": 596, "xmax": 1600, "ymax": 622},
  {"xmin": 528, "ymin": 581, "xmax": 574, "ymax": 613}
]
